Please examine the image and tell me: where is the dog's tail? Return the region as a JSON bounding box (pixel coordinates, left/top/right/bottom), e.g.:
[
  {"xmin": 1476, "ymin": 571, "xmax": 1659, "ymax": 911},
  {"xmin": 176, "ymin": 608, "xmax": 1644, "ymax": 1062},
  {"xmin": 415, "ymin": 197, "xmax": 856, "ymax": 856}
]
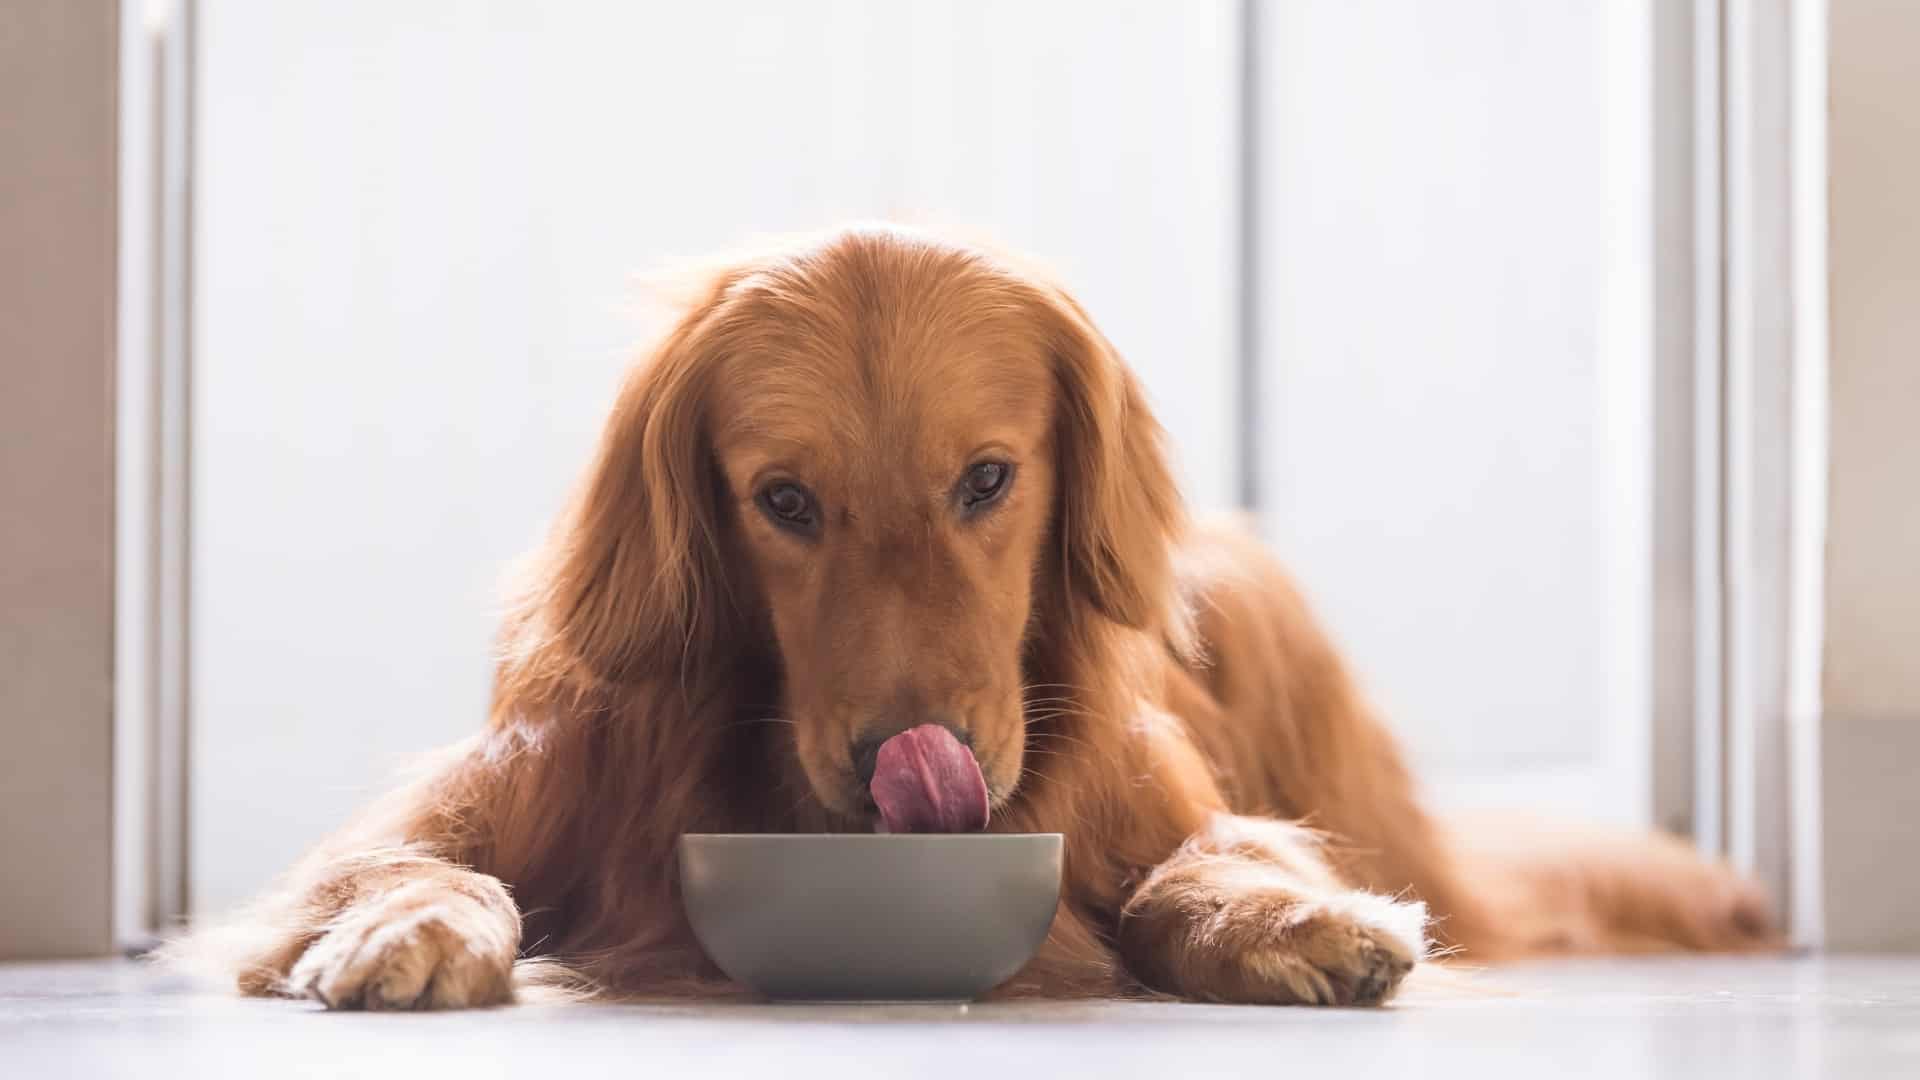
[{"xmin": 1437, "ymin": 812, "xmax": 1783, "ymax": 958}]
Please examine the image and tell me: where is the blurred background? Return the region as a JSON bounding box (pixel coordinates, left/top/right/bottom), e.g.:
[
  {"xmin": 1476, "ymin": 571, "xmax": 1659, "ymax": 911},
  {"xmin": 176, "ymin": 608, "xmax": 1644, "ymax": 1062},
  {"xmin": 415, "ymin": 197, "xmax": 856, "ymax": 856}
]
[{"xmin": 4, "ymin": 0, "xmax": 1915, "ymax": 961}]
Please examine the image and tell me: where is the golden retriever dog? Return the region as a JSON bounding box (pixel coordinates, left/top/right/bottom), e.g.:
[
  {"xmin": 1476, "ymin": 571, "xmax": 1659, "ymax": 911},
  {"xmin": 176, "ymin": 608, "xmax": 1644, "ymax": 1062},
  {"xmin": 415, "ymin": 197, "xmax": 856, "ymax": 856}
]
[{"xmin": 190, "ymin": 225, "xmax": 1776, "ymax": 1009}]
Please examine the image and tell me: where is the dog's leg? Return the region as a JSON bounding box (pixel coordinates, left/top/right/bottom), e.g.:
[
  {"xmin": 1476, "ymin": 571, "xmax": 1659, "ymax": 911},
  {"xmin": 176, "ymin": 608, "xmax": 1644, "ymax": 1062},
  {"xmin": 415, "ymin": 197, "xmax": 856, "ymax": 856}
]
[
  {"xmin": 182, "ymin": 731, "xmax": 584, "ymax": 1010},
  {"xmin": 235, "ymin": 849, "xmax": 521, "ymax": 1010},
  {"xmin": 1116, "ymin": 814, "xmax": 1428, "ymax": 1005}
]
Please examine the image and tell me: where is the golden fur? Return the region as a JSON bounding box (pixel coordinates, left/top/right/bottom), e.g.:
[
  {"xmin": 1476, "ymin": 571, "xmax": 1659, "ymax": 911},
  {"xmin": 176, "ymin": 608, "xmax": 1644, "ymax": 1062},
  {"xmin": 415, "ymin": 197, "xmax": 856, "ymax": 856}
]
[{"xmin": 182, "ymin": 226, "xmax": 1777, "ymax": 1009}]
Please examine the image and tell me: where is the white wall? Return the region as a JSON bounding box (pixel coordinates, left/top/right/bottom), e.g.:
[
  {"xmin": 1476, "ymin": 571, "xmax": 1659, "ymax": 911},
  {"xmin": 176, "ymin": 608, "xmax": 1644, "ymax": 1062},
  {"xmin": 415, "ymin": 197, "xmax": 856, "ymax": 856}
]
[
  {"xmin": 190, "ymin": 1, "xmax": 1239, "ymax": 913},
  {"xmin": 1254, "ymin": 0, "xmax": 1654, "ymax": 821}
]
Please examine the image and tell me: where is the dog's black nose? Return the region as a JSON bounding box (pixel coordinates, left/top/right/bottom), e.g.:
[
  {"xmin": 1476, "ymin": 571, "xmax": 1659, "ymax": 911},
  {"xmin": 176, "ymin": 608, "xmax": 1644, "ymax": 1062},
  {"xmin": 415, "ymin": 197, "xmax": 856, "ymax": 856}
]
[{"xmin": 852, "ymin": 720, "xmax": 971, "ymax": 788}]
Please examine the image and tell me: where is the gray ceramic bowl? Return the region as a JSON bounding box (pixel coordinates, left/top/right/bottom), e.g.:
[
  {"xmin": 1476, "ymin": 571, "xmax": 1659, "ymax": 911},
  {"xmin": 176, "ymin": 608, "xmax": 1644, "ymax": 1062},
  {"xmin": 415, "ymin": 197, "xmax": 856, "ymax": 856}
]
[{"xmin": 678, "ymin": 833, "xmax": 1062, "ymax": 1002}]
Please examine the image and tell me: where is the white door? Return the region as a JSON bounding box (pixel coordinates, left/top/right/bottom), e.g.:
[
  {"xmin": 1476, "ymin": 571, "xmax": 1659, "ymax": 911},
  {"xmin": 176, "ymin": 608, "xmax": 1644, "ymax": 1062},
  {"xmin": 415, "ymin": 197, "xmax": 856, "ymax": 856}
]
[
  {"xmin": 1253, "ymin": 0, "xmax": 1656, "ymax": 824},
  {"xmin": 190, "ymin": 1, "xmax": 1239, "ymax": 913}
]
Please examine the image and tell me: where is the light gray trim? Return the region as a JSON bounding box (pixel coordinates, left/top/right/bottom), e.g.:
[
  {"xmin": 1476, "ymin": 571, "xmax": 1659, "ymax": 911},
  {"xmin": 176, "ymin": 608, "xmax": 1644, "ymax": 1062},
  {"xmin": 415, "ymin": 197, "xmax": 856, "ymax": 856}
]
[
  {"xmin": 1650, "ymin": 0, "xmax": 1700, "ymax": 841},
  {"xmin": 114, "ymin": 0, "xmax": 193, "ymax": 947},
  {"xmin": 1650, "ymin": 0, "xmax": 1734, "ymax": 859},
  {"xmin": 152, "ymin": 0, "xmax": 195, "ymax": 928},
  {"xmin": 114, "ymin": 0, "xmax": 159, "ymax": 950},
  {"xmin": 1692, "ymin": 0, "xmax": 1729, "ymax": 861},
  {"xmin": 1720, "ymin": 0, "xmax": 1799, "ymax": 924},
  {"xmin": 1234, "ymin": 0, "xmax": 1260, "ymax": 512},
  {"xmin": 1784, "ymin": 0, "xmax": 1826, "ymax": 951}
]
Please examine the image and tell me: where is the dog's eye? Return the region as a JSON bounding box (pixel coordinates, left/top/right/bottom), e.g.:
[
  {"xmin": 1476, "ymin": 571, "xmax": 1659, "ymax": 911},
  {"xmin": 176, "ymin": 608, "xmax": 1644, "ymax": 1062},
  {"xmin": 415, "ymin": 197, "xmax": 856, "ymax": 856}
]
[
  {"xmin": 958, "ymin": 461, "xmax": 1012, "ymax": 511},
  {"xmin": 756, "ymin": 482, "xmax": 818, "ymax": 532}
]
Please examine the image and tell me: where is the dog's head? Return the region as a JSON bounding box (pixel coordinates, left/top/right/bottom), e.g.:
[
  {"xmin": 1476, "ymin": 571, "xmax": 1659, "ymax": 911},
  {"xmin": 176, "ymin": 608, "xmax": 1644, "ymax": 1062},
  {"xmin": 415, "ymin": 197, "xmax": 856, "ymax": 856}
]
[{"xmin": 530, "ymin": 227, "xmax": 1184, "ymax": 827}]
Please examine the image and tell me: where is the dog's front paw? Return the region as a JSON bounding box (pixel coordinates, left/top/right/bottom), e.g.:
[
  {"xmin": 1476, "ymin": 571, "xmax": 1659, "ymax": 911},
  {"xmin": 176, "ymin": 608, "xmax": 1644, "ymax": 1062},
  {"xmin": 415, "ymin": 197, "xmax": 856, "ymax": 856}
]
[
  {"xmin": 1126, "ymin": 881, "xmax": 1428, "ymax": 1006},
  {"xmin": 288, "ymin": 880, "xmax": 517, "ymax": 1010},
  {"xmin": 1120, "ymin": 816, "xmax": 1432, "ymax": 1006},
  {"xmin": 1234, "ymin": 891, "xmax": 1426, "ymax": 1005}
]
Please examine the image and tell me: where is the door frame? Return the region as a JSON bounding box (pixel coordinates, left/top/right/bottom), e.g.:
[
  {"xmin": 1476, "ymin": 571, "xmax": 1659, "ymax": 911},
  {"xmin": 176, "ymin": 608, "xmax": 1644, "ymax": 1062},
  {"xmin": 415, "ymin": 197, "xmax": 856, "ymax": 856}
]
[
  {"xmin": 1650, "ymin": 0, "xmax": 1826, "ymax": 946},
  {"xmin": 114, "ymin": 0, "xmax": 194, "ymax": 948}
]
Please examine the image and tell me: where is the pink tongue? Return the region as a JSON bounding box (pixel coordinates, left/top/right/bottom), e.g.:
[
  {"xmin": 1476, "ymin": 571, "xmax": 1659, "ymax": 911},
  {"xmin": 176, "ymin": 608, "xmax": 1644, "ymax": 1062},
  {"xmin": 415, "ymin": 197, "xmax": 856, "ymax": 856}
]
[{"xmin": 869, "ymin": 724, "xmax": 990, "ymax": 834}]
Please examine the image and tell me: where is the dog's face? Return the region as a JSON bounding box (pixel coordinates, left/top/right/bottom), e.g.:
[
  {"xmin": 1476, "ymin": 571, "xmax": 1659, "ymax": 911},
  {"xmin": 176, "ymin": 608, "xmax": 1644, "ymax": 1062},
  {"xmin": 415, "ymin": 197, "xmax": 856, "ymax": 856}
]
[
  {"xmin": 707, "ymin": 259, "xmax": 1058, "ymax": 818},
  {"xmin": 542, "ymin": 228, "xmax": 1183, "ymax": 827}
]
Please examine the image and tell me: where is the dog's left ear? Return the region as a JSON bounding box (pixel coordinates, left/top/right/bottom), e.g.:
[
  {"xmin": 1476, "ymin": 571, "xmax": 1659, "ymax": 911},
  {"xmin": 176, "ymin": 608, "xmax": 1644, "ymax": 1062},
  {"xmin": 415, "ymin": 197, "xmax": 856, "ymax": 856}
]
[
  {"xmin": 1032, "ymin": 284, "xmax": 1190, "ymax": 647},
  {"xmin": 512, "ymin": 267, "xmax": 744, "ymax": 689}
]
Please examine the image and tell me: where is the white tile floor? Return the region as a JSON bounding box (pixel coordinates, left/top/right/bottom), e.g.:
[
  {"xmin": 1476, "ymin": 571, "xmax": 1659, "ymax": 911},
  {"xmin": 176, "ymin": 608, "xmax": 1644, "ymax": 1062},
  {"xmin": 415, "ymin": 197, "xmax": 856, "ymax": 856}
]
[{"xmin": 2, "ymin": 955, "xmax": 1917, "ymax": 1078}]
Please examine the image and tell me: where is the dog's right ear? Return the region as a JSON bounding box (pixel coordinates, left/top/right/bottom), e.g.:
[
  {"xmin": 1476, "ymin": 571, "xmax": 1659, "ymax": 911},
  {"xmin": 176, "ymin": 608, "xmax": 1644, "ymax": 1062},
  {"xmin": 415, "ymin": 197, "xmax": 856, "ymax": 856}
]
[
  {"xmin": 506, "ymin": 267, "xmax": 744, "ymax": 690},
  {"xmin": 1028, "ymin": 281, "xmax": 1191, "ymax": 653}
]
